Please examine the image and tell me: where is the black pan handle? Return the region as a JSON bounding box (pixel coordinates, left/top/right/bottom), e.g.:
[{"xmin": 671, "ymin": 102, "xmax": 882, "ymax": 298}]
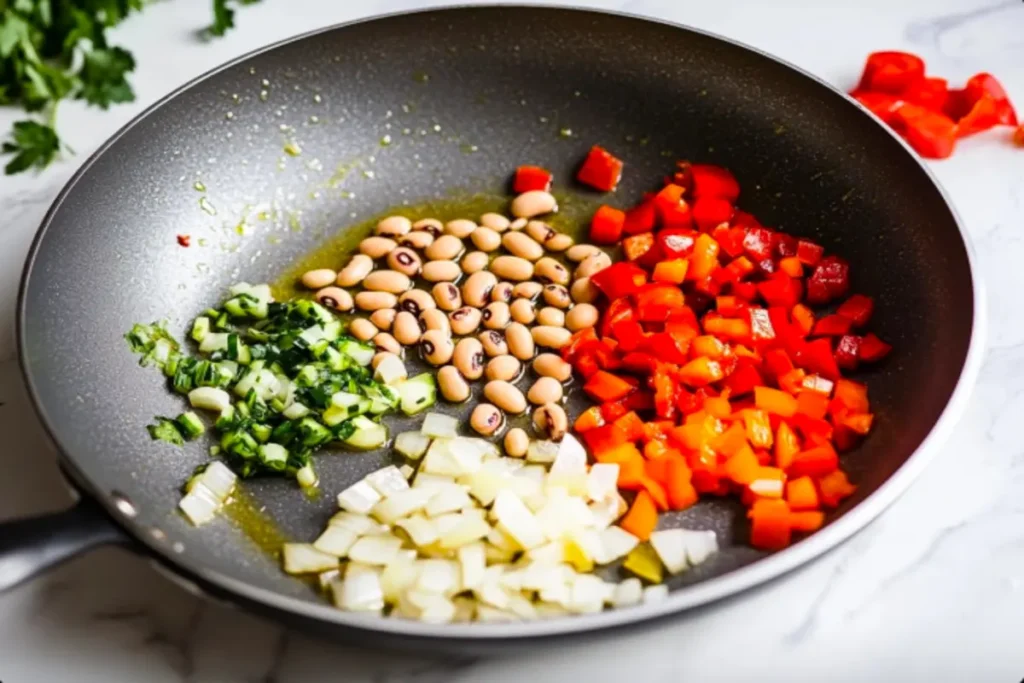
[{"xmin": 0, "ymin": 497, "xmax": 130, "ymax": 592}]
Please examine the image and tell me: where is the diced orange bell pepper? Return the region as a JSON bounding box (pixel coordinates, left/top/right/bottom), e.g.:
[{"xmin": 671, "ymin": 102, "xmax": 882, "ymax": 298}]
[
  {"xmin": 774, "ymin": 421, "xmax": 800, "ymax": 470},
  {"xmin": 795, "ymin": 391, "xmax": 830, "ymax": 420},
  {"xmin": 789, "ymin": 511, "xmax": 825, "ymax": 532},
  {"xmin": 593, "ymin": 440, "xmax": 642, "ymax": 466},
  {"xmin": 704, "ymin": 315, "xmax": 752, "ymax": 342},
  {"xmin": 748, "ymin": 499, "xmax": 792, "ymax": 551},
  {"xmin": 779, "ymin": 256, "xmax": 803, "ymax": 278},
  {"xmin": 653, "ymin": 259, "xmax": 689, "ymax": 284},
  {"xmin": 723, "ymin": 444, "xmax": 760, "ymax": 485},
  {"xmin": 644, "ymin": 457, "xmax": 671, "ymax": 484},
  {"xmin": 755, "ymin": 386, "xmax": 798, "ymax": 417},
  {"xmin": 711, "ymin": 421, "xmax": 749, "ymax": 457},
  {"xmin": 642, "ymin": 477, "xmax": 669, "ymax": 511},
  {"xmin": 785, "ymin": 476, "xmax": 820, "ymax": 510},
  {"xmin": 833, "ymin": 379, "xmax": 869, "ymax": 414},
  {"xmin": 619, "ymin": 490, "xmax": 658, "ymax": 541},
  {"xmin": 666, "ymin": 458, "xmax": 698, "ymax": 510},
  {"xmin": 703, "ymin": 395, "xmax": 733, "ymax": 419},
  {"xmin": 574, "ymin": 406, "xmax": 604, "ymax": 433},
  {"xmin": 678, "ymin": 357, "xmax": 724, "ymax": 387},
  {"xmin": 743, "ymin": 409, "xmax": 774, "ymax": 449},
  {"xmin": 788, "ymin": 444, "xmax": 839, "ymax": 478},
  {"xmin": 791, "ymin": 304, "xmax": 815, "ymax": 336},
  {"xmin": 687, "ymin": 233, "xmax": 720, "ymax": 281},
  {"xmin": 643, "ymin": 440, "xmax": 670, "ymax": 460},
  {"xmin": 840, "ymin": 412, "xmax": 874, "ymax": 435},
  {"xmin": 690, "ymin": 335, "xmax": 729, "ymax": 360},
  {"xmin": 584, "ymin": 370, "xmax": 635, "ymax": 402},
  {"xmin": 777, "ymin": 369, "xmax": 807, "ymax": 395},
  {"xmin": 616, "ymin": 455, "xmax": 647, "ymax": 490},
  {"xmin": 613, "ymin": 411, "xmax": 646, "ymax": 442},
  {"xmin": 818, "ymin": 470, "xmax": 857, "ymax": 507}
]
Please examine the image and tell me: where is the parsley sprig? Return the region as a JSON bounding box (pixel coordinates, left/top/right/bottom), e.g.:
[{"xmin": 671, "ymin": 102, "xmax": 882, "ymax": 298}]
[{"xmin": 0, "ymin": 0, "xmax": 259, "ymax": 175}]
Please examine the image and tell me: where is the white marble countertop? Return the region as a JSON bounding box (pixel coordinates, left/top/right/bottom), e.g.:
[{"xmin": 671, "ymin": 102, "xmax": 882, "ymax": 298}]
[{"xmin": 2, "ymin": 0, "xmax": 1023, "ymax": 680}]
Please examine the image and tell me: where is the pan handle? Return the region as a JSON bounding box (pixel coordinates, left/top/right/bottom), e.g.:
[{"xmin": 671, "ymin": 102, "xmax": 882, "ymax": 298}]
[{"xmin": 0, "ymin": 497, "xmax": 130, "ymax": 592}]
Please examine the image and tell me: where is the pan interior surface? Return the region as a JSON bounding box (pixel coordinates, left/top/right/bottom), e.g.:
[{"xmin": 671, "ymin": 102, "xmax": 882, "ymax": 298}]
[{"xmin": 20, "ymin": 7, "xmax": 973, "ymax": 639}]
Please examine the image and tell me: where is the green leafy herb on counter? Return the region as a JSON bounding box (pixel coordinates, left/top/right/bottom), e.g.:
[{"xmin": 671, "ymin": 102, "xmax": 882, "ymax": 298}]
[{"xmin": 0, "ymin": 0, "xmax": 260, "ymax": 176}]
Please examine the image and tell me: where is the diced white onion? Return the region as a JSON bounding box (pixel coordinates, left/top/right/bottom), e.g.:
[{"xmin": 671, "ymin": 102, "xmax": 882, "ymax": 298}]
[
  {"xmin": 327, "ymin": 511, "xmax": 378, "ymax": 536},
  {"xmin": 492, "ymin": 490, "xmax": 545, "ymax": 550},
  {"xmin": 178, "ymin": 483, "xmax": 221, "ymax": 526},
  {"xmin": 366, "ymin": 465, "xmax": 410, "ymax": 497},
  {"xmin": 282, "ymin": 543, "xmax": 339, "ymax": 575},
  {"xmin": 197, "ymin": 461, "xmax": 237, "ymax": 501},
  {"xmin": 395, "ymin": 515, "xmax": 440, "ymax": 547},
  {"xmin": 416, "ymin": 559, "xmax": 462, "ymax": 596},
  {"xmin": 188, "ymin": 387, "xmax": 231, "ymax": 413},
  {"xmin": 643, "ymin": 584, "xmax": 669, "ymax": 604},
  {"xmin": 313, "ymin": 525, "xmax": 359, "ymax": 557},
  {"xmin": 380, "ymin": 556, "xmax": 421, "ymax": 603},
  {"xmin": 336, "ymin": 480, "xmax": 382, "ymax": 514},
  {"xmin": 438, "ymin": 514, "xmax": 491, "ymax": 549},
  {"xmin": 421, "ymin": 412, "xmax": 459, "ymax": 439},
  {"xmin": 551, "ymin": 434, "xmax": 588, "ymax": 474},
  {"xmin": 395, "ymin": 431, "xmax": 431, "ymax": 460},
  {"xmin": 650, "ymin": 529, "xmax": 689, "ymax": 575},
  {"xmin": 526, "ymin": 440, "xmax": 559, "ymax": 463},
  {"xmin": 347, "ymin": 535, "xmax": 404, "ymax": 566},
  {"xmin": 681, "ymin": 529, "xmax": 719, "ymax": 566},
  {"xmin": 370, "ymin": 488, "xmax": 435, "ymax": 524},
  {"xmin": 587, "ymin": 463, "xmax": 620, "ymax": 502},
  {"xmin": 399, "ymin": 464, "xmax": 415, "ymax": 480},
  {"xmin": 425, "ymin": 484, "xmax": 473, "ymax": 517},
  {"xmin": 420, "ymin": 439, "xmax": 464, "ymax": 476},
  {"xmin": 335, "ymin": 571, "xmax": 385, "ymax": 612},
  {"xmin": 598, "ymin": 526, "xmax": 639, "ymax": 564},
  {"xmin": 613, "ymin": 578, "xmax": 643, "ymax": 608},
  {"xmin": 457, "ymin": 543, "xmax": 486, "ymax": 590}
]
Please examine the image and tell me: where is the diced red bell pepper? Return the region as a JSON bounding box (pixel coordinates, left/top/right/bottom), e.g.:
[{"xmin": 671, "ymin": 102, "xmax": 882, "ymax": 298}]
[
  {"xmin": 652, "ymin": 365, "xmax": 677, "ymax": 420},
  {"xmin": 577, "ymin": 145, "xmax": 623, "ymax": 192},
  {"xmin": 834, "ymin": 334, "xmax": 861, "ymax": 370},
  {"xmin": 635, "ymin": 284, "xmax": 686, "ymax": 322},
  {"xmin": 902, "ymin": 76, "xmax": 949, "ymax": 112},
  {"xmin": 562, "ymin": 327, "xmax": 599, "ymax": 364},
  {"xmin": 811, "ymin": 314, "xmax": 853, "ymax": 337},
  {"xmin": 591, "ymin": 262, "xmax": 647, "ymax": 301},
  {"xmin": 748, "ymin": 307, "xmax": 776, "ymax": 343},
  {"xmin": 722, "ymin": 360, "xmax": 763, "ymax": 397},
  {"xmin": 584, "ymin": 370, "xmax": 635, "ymax": 402},
  {"xmin": 791, "ymin": 304, "xmax": 815, "ymax": 337},
  {"xmin": 677, "ymin": 357, "xmax": 724, "ymax": 387},
  {"xmin": 714, "ymin": 226, "xmax": 747, "ymax": 258},
  {"xmin": 513, "ymin": 165, "xmax": 552, "ymax": 193},
  {"xmin": 715, "ymin": 295, "xmax": 747, "ymax": 317},
  {"xmin": 748, "ymin": 499, "xmax": 792, "ymax": 551},
  {"xmin": 657, "ymin": 228, "xmax": 697, "ymax": 260},
  {"xmin": 758, "ymin": 275, "xmax": 803, "ymax": 308},
  {"xmin": 796, "ymin": 239, "xmax": 824, "ymax": 266},
  {"xmin": 833, "ymin": 379, "xmax": 869, "ymax": 414},
  {"xmin": 893, "ymin": 103, "xmax": 957, "ymax": 159},
  {"xmin": 836, "ymin": 294, "xmax": 874, "ymax": 327},
  {"xmin": 806, "ymin": 255, "xmax": 850, "ymax": 305},
  {"xmin": 590, "ymin": 205, "xmax": 626, "ymax": 245},
  {"xmin": 856, "ymin": 51, "xmax": 926, "ymax": 94},
  {"xmin": 582, "ymin": 423, "xmax": 629, "ymax": 458},
  {"xmin": 743, "ymin": 226, "xmax": 775, "ymax": 263},
  {"xmin": 639, "ymin": 332, "xmax": 689, "ymax": 365},
  {"xmin": 689, "ymin": 164, "xmax": 740, "ymax": 202},
  {"xmin": 787, "ymin": 444, "xmax": 839, "ymax": 478},
  {"xmin": 622, "ymin": 232, "xmax": 655, "ymax": 262},
  {"xmin": 653, "ymin": 184, "xmax": 693, "ymax": 228},
  {"xmin": 858, "ymin": 333, "xmax": 892, "ymax": 363},
  {"xmin": 623, "ymin": 198, "xmax": 658, "ymax": 236},
  {"xmin": 692, "ymin": 197, "xmax": 734, "ymax": 232},
  {"xmin": 574, "ymin": 406, "xmax": 604, "ymax": 433},
  {"xmin": 798, "ymin": 337, "xmax": 841, "ymax": 381},
  {"xmin": 778, "ymin": 257, "xmax": 803, "ymax": 278},
  {"xmin": 763, "ymin": 348, "xmax": 795, "ymax": 380},
  {"xmin": 853, "ymin": 91, "xmax": 906, "ymax": 126},
  {"xmin": 575, "ymin": 354, "xmax": 600, "ymax": 379},
  {"xmin": 665, "ymin": 307, "xmax": 701, "ymax": 344},
  {"xmin": 611, "ymin": 319, "xmax": 646, "ymax": 352},
  {"xmin": 600, "ymin": 400, "xmax": 629, "ymax": 423},
  {"xmin": 786, "ymin": 476, "xmax": 820, "ymax": 511},
  {"xmin": 817, "ymin": 470, "xmax": 857, "ymax": 508}
]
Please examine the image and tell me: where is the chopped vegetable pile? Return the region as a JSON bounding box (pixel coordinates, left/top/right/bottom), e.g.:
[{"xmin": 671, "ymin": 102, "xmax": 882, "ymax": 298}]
[
  {"xmin": 559, "ymin": 153, "xmax": 886, "ymax": 551},
  {"xmin": 850, "ymin": 51, "xmax": 1019, "ymax": 158}
]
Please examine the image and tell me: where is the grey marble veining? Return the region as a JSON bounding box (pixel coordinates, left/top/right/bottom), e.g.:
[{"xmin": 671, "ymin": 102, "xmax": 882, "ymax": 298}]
[{"xmin": 1, "ymin": 0, "xmax": 1023, "ymax": 680}]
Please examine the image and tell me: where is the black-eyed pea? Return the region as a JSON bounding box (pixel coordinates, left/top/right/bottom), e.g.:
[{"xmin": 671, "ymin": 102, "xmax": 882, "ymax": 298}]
[
  {"xmin": 419, "ymin": 308, "xmax": 451, "ymax": 335},
  {"xmin": 413, "ymin": 218, "xmax": 443, "ymax": 238},
  {"xmin": 470, "ymin": 403, "xmax": 504, "ymax": 436},
  {"xmin": 509, "ymin": 217, "xmax": 528, "ymax": 231},
  {"xmin": 502, "ymin": 232, "xmax": 544, "ymax": 261},
  {"xmin": 373, "ymin": 332, "xmax": 402, "ymax": 355},
  {"xmin": 445, "ymin": 219, "xmax": 477, "ymax": 238},
  {"xmin": 376, "ymin": 215, "xmax": 412, "ymax": 237},
  {"xmin": 490, "ymin": 255, "xmax": 534, "ymax": 281},
  {"xmin": 420, "ymin": 329, "xmax": 455, "ymax": 366},
  {"xmin": 503, "ymin": 428, "xmax": 529, "ymax": 458},
  {"xmin": 482, "ymin": 302, "xmax": 511, "ymax": 330},
  {"xmin": 301, "ymin": 268, "xmax": 336, "ymax": 290},
  {"xmin": 491, "ymin": 282, "xmax": 514, "ymax": 303},
  {"xmin": 398, "ymin": 231, "xmax": 434, "ymax": 250},
  {"xmin": 527, "ymin": 376, "xmax": 563, "ymax": 405},
  {"xmin": 355, "ymin": 291, "xmax": 398, "ymax": 311},
  {"xmin": 543, "ymin": 284, "xmax": 572, "ymax": 309},
  {"xmin": 392, "ymin": 311, "xmax": 422, "ymax": 346},
  {"xmin": 387, "ymin": 247, "xmax": 422, "ymax": 277},
  {"xmin": 510, "ymin": 190, "xmax": 557, "ymax": 219},
  {"xmin": 372, "ymin": 351, "xmax": 400, "ymax": 370},
  {"xmin": 337, "ymin": 254, "xmax": 374, "ymax": 287},
  {"xmin": 532, "ymin": 353, "xmax": 572, "ymax": 381},
  {"xmin": 438, "ymin": 365, "xmax": 470, "ymax": 403},
  {"xmin": 452, "ymin": 338, "xmax": 485, "ymax": 380},
  {"xmin": 425, "ymin": 234, "xmax": 464, "ymax": 261},
  {"xmin": 510, "ymin": 298, "xmax": 536, "ymax": 325},
  {"xmin": 566, "ymin": 303, "xmax": 599, "ymax": 332},
  {"xmin": 575, "ymin": 251, "xmax": 612, "ymax": 279},
  {"xmin": 432, "ymin": 282, "xmax": 463, "ymax": 311},
  {"xmin": 397, "ymin": 289, "xmax": 436, "ymax": 316},
  {"xmin": 537, "ymin": 307, "xmax": 565, "ymax": 327},
  {"xmin": 525, "ymin": 220, "xmax": 557, "ymax": 245},
  {"xmin": 566, "ymin": 244, "xmax": 601, "ymax": 262},
  {"xmin": 315, "ymin": 286, "xmax": 353, "ymax": 311},
  {"xmin": 462, "ymin": 271, "xmax": 497, "ymax": 307},
  {"xmin": 505, "ymin": 322, "xmax": 535, "ymax": 360},
  {"xmin": 532, "ymin": 325, "xmax": 571, "ymax": 349},
  {"xmin": 369, "ymin": 308, "xmax": 396, "ymax": 331},
  {"xmin": 461, "ymin": 251, "xmax": 489, "ymax": 274},
  {"xmin": 479, "ymin": 330, "xmax": 508, "ymax": 357},
  {"xmin": 359, "ymin": 236, "xmax": 397, "ymax": 260},
  {"xmin": 533, "ymin": 403, "xmax": 568, "ymax": 441},
  {"xmin": 470, "ymin": 226, "xmax": 502, "ymax": 252},
  {"xmin": 545, "ymin": 234, "xmax": 574, "ymax": 252},
  {"xmin": 449, "ymin": 306, "xmax": 482, "ymax": 336},
  {"xmin": 480, "ymin": 213, "xmax": 511, "ymax": 232},
  {"xmin": 534, "ymin": 257, "xmax": 570, "ymax": 286},
  {"xmin": 349, "ymin": 318, "xmax": 378, "ymax": 342},
  {"xmin": 483, "ymin": 380, "xmax": 527, "ymax": 414},
  {"xmin": 513, "ymin": 281, "xmax": 543, "ymax": 299},
  {"xmin": 422, "ymin": 260, "xmax": 461, "ymax": 283},
  {"xmin": 364, "ymin": 270, "xmax": 411, "ymax": 294},
  {"xmin": 571, "ymin": 276, "xmax": 600, "ymax": 304},
  {"xmin": 486, "ymin": 355, "xmax": 522, "ymax": 382}
]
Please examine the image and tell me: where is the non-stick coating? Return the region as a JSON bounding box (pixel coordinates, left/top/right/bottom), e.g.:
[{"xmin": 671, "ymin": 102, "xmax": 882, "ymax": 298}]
[{"xmin": 20, "ymin": 6, "xmax": 975, "ymax": 644}]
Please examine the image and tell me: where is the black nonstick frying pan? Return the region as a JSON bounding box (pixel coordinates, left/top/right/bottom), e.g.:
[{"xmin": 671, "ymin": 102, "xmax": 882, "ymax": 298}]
[{"xmin": 2, "ymin": 6, "xmax": 983, "ymax": 652}]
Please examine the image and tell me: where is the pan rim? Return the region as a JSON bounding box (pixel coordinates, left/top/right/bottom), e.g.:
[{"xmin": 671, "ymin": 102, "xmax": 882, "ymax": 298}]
[{"xmin": 17, "ymin": 3, "xmax": 986, "ymax": 640}]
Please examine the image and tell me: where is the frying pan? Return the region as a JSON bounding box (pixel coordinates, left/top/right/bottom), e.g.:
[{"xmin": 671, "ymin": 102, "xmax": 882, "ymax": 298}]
[{"xmin": 2, "ymin": 6, "xmax": 983, "ymax": 651}]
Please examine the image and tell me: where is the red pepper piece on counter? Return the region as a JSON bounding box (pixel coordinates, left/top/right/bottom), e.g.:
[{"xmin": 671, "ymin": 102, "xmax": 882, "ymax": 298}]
[
  {"xmin": 590, "ymin": 205, "xmax": 626, "ymax": 244},
  {"xmin": 853, "ymin": 91, "xmax": 906, "ymax": 126},
  {"xmin": 952, "ymin": 73, "xmax": 1019, "ymax": 127},
  {"xmin": 806, "ymin": 255, "xmax": 850, "ymax": 305},
  {"xmin": 689, "ymin": 164, "xmax": 740, "ymax": 202},
  {"xmin": 894, "ymin": 103, "xmax": 957, "ymax": 159},
  {"xmin": 836, "ymin": 294, "xmax": 874, "ymax": 327},
  {"xmin": 856, "ymin": 51, "xmax": 926, "ymax": 94},
  {"xmin": 513, "ymin": 165, "xmax": 552, "ymax": 193},
  {"xmin": 902, "ymin": 76, "xmax": 948, "ymax": 112},
  {"xmin": 590, "ymin": 262, "xmax": 648, "ymax": 300},
  {"xmin": 858, "ymin": 333, "xmax": 892, "ymax": 363},
  {"xmin": 692, "ymin": 196, "xmax": 734, "ymax": 231},
  {"xmin": 577, "ymin": 145, "xmax": 623, "ymax": 192}
]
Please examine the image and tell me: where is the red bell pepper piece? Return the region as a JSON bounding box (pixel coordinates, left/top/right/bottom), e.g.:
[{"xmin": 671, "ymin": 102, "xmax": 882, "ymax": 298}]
[
  {"xmin": 903, "ymin": 76, "xmax": 948, "ymax": 113},
  {"xmin": 811, "ymin": 314, "xmax": 852, "ymax": 337},
  {"xmin": 856, "ymin": 51, "xmax": 926, "ymax": 94},
  {"xmin": 893, "ymin": 103, "xmax": 957, "ymax": 159},
  {"xmin": 677, "ymin": 357, "xmax": 724, "ymax": 387},
  {"xmin": 575, "ymin": 354, "xmax": 600, "ymax": 379},
  {"xmin": 622, "ymin": 198, "xmax": 657, "ymax": 236},
  {"xmin": 836, "ymin": 294, "xmax": 874, "ymax": 327},
  {"xmin": 806, "ymin": 255, "xmax": 850, "ymax": 305},
  {"xmin": 758, "ymin": 275, "xmax": 803, "ymax": 308},
  {"xmin": 591, "ymin": 262, "xmax": 647, "ymax": 300},
  {"xmin": 748, "ymin": 499, "xmax": 792, "ymax": 551},
  {"xmin": 742, "ymin": 226, "xmax": 775, "ymax": 263},
  {"xmin": 834, "ymin": 334, "xmax": 861, "ymax": 370},
  {"xmin": 796, "ymin": 239, "xmax": 824, "ymax": 266},
  {"xmin": 576, "ymin": 145, "xmax": 623, "ymax": 192},
  {"xmin": 772, "ymin": 233, "xmax": 798, "ymax": 259},
  {"xmin": 853, "ymin": 91, "xmax": 906, "ymax": 126},
  {"xmin": 687, "ymin": 234, "xmax": 720, "ymax": 282},
  {"xmin": 714, "ymin": 225, "xmax": 747, "ymax": 258},
  {"xmin": 797, "ymin": 337, "xmax": 841, "ymax": 381},
  {"xmin": 689, "ymin": 164, "xmax": 740, "ymax": 202},
  {"xmin": 748, "ymin": 307, "xmax": 776, "ymax": 343},
  {"xmin": 562, "ymin": 327, "xmax": 599, "ymax": 363},
  {"xmin": 513, "ymin": 165, "xmax": 552, "ymax": 193},
  {"xmin": 817, "ymin": 470, "xmax": 857, "ymax": 508},
  {"xmin": 858, "ymin": 333, "xmax": 892, "ymax": 363},
  {"xmin": 790, "ymin": 304, "xmax": 815, "ymax": 337},
  {"xmin": 665, "ymin": 307, "xmax": 700, "ymax": 343},
  {"xmin": 657, "ymin": 228, "xmax": 697, "ymax": 260},
  {"xmin": 635, "ymin": 283, "xmax": 686, "ymax": 322},
  {"xmin": 952, "ymin": 73, "xmax": 1019, "ymax": 127},
  {"xmin": 584, "ymin": 370, "xmax": 635, "ymax": 402},
  {"xmin": 599, "ymin": 297, "xmax": 635, "ymax": 339},
  {"xmin": 653, "ymin": 183, "xmax": 693, "ymax": 228},
  {"xmin": 833, "ymin": 379, "xmax": 869, "ymax": 414},
  {"xmin": 731, "ymin": 281, "xmax": 758, "ymax": 302},
  {"xmin": 652, "ymin": 365, "xmax": 677, "ymax": 420},
  {"xmin": 639, "ymin": 332, "xmax": 689, "ymax": 365},
  {"xmin": 590, "ymin": 205, "xmax": 626, "ymax": 245},
  {"xmin": 574, "ymin": 406, "xmax": 604, "ymax": 433},
  {"xmin": 763, "ymin": 349, "xmax": 795, "ymax": 380},
  {"xmin": 600, "ymin": 400, "xmax": 629, "ymax": 423},
  {"xmin": 692, "ymin": 197, "xmax": 734, "ymax": 231},
  {"xmin": 612, "ymin": 319, "xmax": 646, "ymax": 352},
  {"xmin": 787, "ymin": 444, "xmax": 839, "ymax": 478},
  {"xmin": 722, "ymin": 360, "xmax": 763, "ymax": 397},
  {"xmin": 622, "ymin": 232, "xmax": 655, "ymax": 262},
  {"xmin": 619, "ymin": 351, "xmax": 656, "ymax": 374},
  {"xmin": 582, "ymin": 423, "xmax": 629, "ymax": 457}
]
